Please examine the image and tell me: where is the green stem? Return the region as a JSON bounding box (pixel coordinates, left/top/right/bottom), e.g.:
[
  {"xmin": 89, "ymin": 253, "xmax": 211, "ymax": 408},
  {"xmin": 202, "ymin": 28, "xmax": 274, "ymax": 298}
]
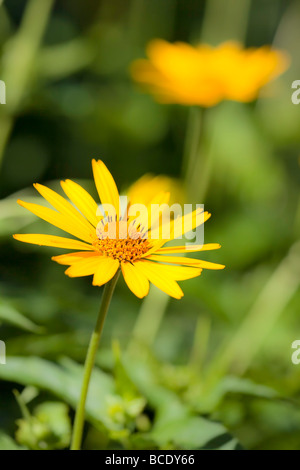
[
  {"xmin": 13, "ymin": 390, "xmax": 32, "ymax": 422},
  {"xmin": 129, "ymin": 108, "xmax": 206, "ymax": 350},
  {"xmin": 0, "ymin": 0, "xmax": 54, "ymax": 170},
  {"xmin": 128, "ymin": 286, "xmax": 169, "ymax": 351},
  {"xmin": 182, "ymin": 107, "xmax": 204, "ymax": 194},
  {"xmin": 206, "ymin": 242, "xmax": 300, "ymax": 380},
  {"xmin": 187, "ymin": 109, "xmax": 219, "ymax": 203},
  {"xmin": 189, "ymin": 314, "xmax": 211, "ymax": 371},
  {"xmin": 201, "ymin": 0, "xmax": 251, "ymax": 44},
  {"xmin": 70, "ymin": 271, "xmax": 120, "ymax": 451}
]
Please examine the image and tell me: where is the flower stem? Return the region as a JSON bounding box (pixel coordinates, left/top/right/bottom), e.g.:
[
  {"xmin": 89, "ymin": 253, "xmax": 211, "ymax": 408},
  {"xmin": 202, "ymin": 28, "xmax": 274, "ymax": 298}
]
[
  {"xmin": 70, "ymin": 270, "xmax": 120, "ymax": 451},
  {"xmin": 201, "ymin": 0, "xmax": 251, "ymax": 44},
  {"xmin": 182, "ymin": 107, "xmax": 204, "ymax": 190}
]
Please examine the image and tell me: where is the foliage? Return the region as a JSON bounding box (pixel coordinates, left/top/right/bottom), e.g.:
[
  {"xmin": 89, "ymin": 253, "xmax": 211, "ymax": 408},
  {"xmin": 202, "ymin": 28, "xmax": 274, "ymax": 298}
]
[{"xmin": 0, "ymin": 0, "xmax": 299, "ymax": 450}]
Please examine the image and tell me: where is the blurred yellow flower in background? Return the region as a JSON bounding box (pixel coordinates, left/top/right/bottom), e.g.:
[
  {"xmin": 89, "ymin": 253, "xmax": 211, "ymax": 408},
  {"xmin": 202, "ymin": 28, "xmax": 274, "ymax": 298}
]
[
  {"xmin": 127, "ymin": 173, "xmax": 185, "ymax": 207},
  {"xmin": 131, "ymin": 40, "xmax": 289, "ymax": 107}
]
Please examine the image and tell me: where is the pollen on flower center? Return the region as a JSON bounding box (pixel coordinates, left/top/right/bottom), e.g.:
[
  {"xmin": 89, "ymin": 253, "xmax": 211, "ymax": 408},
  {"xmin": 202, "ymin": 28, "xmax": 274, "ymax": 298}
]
[{"xmin": 93, "ymin": 219, "xmax": 150, "ymax": 262}]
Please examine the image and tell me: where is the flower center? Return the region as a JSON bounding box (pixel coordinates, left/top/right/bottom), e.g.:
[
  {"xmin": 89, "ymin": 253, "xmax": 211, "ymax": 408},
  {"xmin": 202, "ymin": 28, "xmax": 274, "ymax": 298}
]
[{"xmin": 93, "ymin": 220, "xmax": 150, "ymax": 262}]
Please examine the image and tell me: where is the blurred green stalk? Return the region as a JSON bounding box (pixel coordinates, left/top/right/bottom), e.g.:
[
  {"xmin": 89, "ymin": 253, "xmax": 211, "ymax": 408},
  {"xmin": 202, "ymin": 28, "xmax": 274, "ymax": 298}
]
[
  {"xmin": 129, "ymin": 0, "xmax": 252, "ymax": 355},
  {"xmin": 182, "ymin": 107, "xmax": 204, "ymax": 200},
  {"xmin": 189, "ymin": 314, "xmax": 211, "ymax": 371},
  {"xmin": 0, "ymin": 0, "xmax": 54, "ymax": 170},
  {"xmin": 186, "ymin": 0, "xmax": 252, "ymax": 367},
  {"xmin": 183, "ymin": 107, "xmax": 220, "ymax": 203},
  {"xmin": 128, "ymin": 108, "xmax": 203, "ymax": 352},
  {"xmin": 201, "ymin": 0, "xmax": 251, "ymax": 44},
  {"xmin": 129, "ymin": 106, "xmax": 209, "ymax": 353},
  {"xmin": 207, "ymin": 241, "xmax": 300, "ymax": 379},
  {"xmin": 185, "ymin": 0, "xmax": 252, "ymax": 202},
  {"xmin": 129, "ymin": 286, "xmax": 169, "ymax": 351}
]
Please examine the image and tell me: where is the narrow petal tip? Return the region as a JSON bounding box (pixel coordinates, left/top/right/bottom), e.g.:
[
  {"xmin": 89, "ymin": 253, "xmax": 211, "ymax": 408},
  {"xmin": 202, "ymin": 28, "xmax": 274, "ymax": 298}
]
[
  {"xmin": 64, "ymin": 267, "xmax": 74, "ymax": 277},
  {"xmin": 215, "ymin": 264, "xmax": 225, "ymax": 270},
  {"xmin": 92, "ymin": 158, "xmax": 103, "ymax": 166}
]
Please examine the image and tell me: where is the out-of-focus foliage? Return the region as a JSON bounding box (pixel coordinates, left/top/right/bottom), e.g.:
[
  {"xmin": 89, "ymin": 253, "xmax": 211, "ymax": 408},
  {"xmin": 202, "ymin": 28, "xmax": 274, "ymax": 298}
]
[
  {"xmin": 0, "ymin": 0, "xmax": 299, "ymax": 450},
  {"xmin": 15, "ymin": 399, "xmax": 71, "ymax": 450}
]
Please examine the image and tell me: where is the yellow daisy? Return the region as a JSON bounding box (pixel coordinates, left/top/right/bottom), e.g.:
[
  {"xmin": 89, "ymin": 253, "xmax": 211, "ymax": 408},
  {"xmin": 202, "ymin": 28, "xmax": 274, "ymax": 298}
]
[
  {"xmin": 131, "ymin": 40, "xmax": 289, "ymax": 107},
  {"xmin": 13, "ymin": 160, "xmax": 224, "ymax": 299},
  {"xmin": 127, "ymin": 173, "xmax": 185, "ymax": 207}
]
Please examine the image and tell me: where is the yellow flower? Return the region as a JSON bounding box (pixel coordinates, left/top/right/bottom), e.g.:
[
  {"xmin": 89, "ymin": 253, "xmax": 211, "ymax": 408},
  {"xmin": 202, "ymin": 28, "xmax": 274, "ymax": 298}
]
[
  {"xmin": 127, "ymin": 173, "xmax": 185, "ymax": 207},
  {"xmin": 131, "ymin": 40, "xmax": 289, "ymax": 107},
  {"xmin": 13, "ymin": 160, "xmax": 224, "ymax": 299}
]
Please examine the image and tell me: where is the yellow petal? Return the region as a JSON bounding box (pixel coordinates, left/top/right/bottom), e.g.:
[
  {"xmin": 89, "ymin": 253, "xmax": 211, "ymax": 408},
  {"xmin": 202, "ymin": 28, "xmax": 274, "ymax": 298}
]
[
  {"xmin": 171, "ymin": 209, "xmax": 211, "ymax": 240},
  {"xmin": 34, "ymin": 183, "xmax": 95, "ymax": 234},
  {"xmin": 141, "ymin": 212, "xmax": 211, "ymax": 258},
  {"xmin": 92, "ymin": 160, "xmax": 120, "ymax": 220},
  {"xmin": 52, "ymin": 251, "xmax": 99, "ymax": 265},
  {"xmin": 17, "ymin": 200, "xmax": 93, "ymax": 243},
  {"xmin": 149, "ymin": 207, "xmax": 210, "ymax": 242},
  {"xmin": 65, "ymin": 256, "xmax": 106, "ymax": 277},
  {"xmin": 92, "ymin": 257, "xmax": 120, "ymax": 286},
  {"xmin": 195, "ymin": 260, "xmax": 225, "ymax": 270},
  {"xmin": 134, "ymin": 260, "xmax": 183, "ymax": 299},
  {"xmin": 61, "ymin": 179, "xmax": 101, "ymax": 228},
  {"xmin": 13, "ymin": 234, "xmax": 93, "ymax": 250},
  {"xmin": 155, "ymin": 243, "xmax": 221, "ymax": 254},
  {"xmin": 121, "ymin": 262, "xmax": 149, "ymax": 298},
  {"xmin": 148, "ymin": 254, "xmax": 225, "ymax": 270}
]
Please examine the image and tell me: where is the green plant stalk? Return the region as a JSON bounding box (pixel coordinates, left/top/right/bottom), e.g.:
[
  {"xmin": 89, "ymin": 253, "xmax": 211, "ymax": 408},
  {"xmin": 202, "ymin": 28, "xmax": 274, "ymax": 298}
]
[
  {"xmin": 206, "ymin": 241, "xmax": 300, "ymax": 380},
  {"xmin": 0, "ymin": 0, "xmax": 54, "ymax": 169},
  {"xmin": 186, "ymin": 0, "xmax": 252, "ymax": 366},
  {"xmin": 13, "ymin": 390, "xmax": 32, "ymax": 422},
  {"xmin": 201, "ymin": 0, "xmax": 251, "ymax": 44},
  {"xmin": 70, "ymin": 271, "xmax": 120, "ymax": 451},
  {"xmin": 189, "ymin": 314, "xmax": 211, "ymax": 371},
  {"xmin": 128, "ymin": 286, "xmax": 169, "ymax": 351},
  {"xmin": 129, "ymin": 108, "xmax": 207, "ymax": 350},
  {"xmin": 128, "ymin": 112, "xmax": 201, "ymax": 351},
  {"xmin": 129, "ymin": 0, "xmax": 251, "ymax": 346},
  {"xmin": 182, "ymin": 107, "xmax": 204, "ymax": 195}
]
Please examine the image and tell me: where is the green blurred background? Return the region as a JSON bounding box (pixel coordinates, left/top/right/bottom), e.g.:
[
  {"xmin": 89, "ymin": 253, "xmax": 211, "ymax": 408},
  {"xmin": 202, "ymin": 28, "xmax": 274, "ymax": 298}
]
[{"xmin": 0, "ymin": 0, "xmax": 299, "ymax": 450}]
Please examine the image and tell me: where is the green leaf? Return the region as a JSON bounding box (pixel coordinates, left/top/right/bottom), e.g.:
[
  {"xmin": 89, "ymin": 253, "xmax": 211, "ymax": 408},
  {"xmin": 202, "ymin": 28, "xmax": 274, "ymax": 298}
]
[
  {"xmin": 0, "ymin": 356, "xmax": 116, "ymax": 428},
  {"xmin": 151, "ymin": 416, "xmax": 230, "ymax": 450},
  {"xmin": 15, "ymin": 402, "xmax": 71, "ymax": 450},
  {"xmin": 192, "ymin": 376, "xmax": 279, "ymax": 413},
  {"xmin": 0, "ymin": 301, "xmax": 44, "ymax": 333},
  {"xmin": 0, "ymin": 430, "xmax": 25, "ymax": 450},
  {"xmin": 202, "ymin": 433, "xmax": 242, "ymax": 450},
  {"xmin": 122, "ymin": 354, "xmax": 239, "ymax": 450}
]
